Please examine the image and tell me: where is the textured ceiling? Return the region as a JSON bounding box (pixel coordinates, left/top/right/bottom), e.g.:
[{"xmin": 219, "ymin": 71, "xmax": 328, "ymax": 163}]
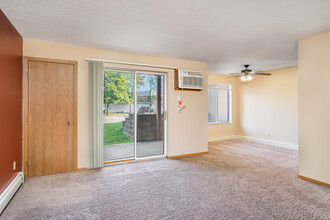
[{"xmin": 2, "ymin": 0, "xmax": 330, "ymax": 73}]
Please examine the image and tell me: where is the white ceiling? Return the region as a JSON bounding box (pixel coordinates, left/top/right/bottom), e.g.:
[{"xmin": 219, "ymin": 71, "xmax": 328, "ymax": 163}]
[{"xmin": 2, "ymin": 0, "xmax": 330, "ymax": 73}]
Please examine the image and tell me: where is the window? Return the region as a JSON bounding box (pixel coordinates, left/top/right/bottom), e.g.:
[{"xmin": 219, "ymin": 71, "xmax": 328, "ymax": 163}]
[{"xmin": 208, "ymin": 84, "xmax": 232, "ymax": 124}]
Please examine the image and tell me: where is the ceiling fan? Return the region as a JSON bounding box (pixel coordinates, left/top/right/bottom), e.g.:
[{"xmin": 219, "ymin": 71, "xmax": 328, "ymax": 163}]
[{"xmin": 227, "ymin": 65, "xmax": 271, "ymax": 83}]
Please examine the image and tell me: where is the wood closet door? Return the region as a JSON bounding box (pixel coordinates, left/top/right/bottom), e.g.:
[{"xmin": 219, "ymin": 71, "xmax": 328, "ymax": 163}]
[{"xmin": 28, "ymin": 60, "xmax": 76, "ymax": 177}]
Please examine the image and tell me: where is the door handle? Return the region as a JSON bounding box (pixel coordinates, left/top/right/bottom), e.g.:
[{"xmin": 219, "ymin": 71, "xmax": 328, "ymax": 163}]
[{"xmin": 68, "ymin": 121, "xmax": 73, "ymax": 126}]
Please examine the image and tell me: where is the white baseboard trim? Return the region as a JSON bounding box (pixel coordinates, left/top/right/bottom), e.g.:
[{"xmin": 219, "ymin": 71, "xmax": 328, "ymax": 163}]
[
  {"xmin": 0, "ymin": 172, "xmax": 24, "ymax": 214},
  {"xmin": 238, "ymin": 135, "xmax": 298, "ymax": 150},
  {"xmin": 208, "ymin": 135, "xmax": 298, "ymax": 150},
  {"xmin": 208, "ymin": 135, "xmax": 239, "ymax": 142}
]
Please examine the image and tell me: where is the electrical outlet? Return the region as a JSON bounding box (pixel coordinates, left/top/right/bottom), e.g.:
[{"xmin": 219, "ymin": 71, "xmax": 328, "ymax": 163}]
[
  {"xmin": 13, "ymin": 161, "xmax": 16, "ymax": 171},
  {"xmin": 267, "ymin": 132, "xmax": 271, "ymax": 137},
  {"xmin": 184, "ymin": 139, "xmax": 188, "ymax": 144}
]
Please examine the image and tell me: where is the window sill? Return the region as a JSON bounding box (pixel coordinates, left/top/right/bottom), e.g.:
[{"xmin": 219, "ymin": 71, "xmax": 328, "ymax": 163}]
[{"xmin": 208, "ymin": 122, "xmax": 232, "ymax": 125}]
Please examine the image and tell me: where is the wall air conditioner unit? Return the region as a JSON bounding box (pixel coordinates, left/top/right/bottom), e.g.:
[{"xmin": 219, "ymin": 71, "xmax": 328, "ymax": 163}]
[{"xmin": 177, "ymin": 70, "xmax": 204, "ymax": 90}]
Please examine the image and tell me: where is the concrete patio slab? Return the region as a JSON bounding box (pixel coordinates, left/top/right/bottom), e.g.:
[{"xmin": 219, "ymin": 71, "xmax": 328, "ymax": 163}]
[{"xmin": 104, "ymin": 140, "xmax": 164, "ymax": 161}]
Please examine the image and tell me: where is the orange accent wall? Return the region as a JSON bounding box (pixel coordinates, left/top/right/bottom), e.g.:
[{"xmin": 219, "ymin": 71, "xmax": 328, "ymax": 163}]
[{"xmin": 0, "ymin": 10, "xmax": 23, "ymax": 193}]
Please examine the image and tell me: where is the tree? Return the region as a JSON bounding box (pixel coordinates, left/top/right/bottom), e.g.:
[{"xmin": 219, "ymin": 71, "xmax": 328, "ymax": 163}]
[
  {"xmin": 104, "ymin": 71, "xmax": 132, "ymax": 115},
  {"xmin": 147, "ymin": 75, "xmax": 157, "ymax": 108},
  {"xmin": 103, "ymin": 71, "xmax": 145, "ymax": 115}
]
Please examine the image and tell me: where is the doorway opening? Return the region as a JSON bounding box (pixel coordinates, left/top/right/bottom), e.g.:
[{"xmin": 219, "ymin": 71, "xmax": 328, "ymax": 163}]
[{"xmin": 103, "ymin": 70, "xmax": 166, "ymax": 163}]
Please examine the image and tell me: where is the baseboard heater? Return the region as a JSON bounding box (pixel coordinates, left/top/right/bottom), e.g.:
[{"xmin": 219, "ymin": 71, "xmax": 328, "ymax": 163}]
[{"xmin": 0, "ymin": 172, "xmax": 24, "ymax": 214}]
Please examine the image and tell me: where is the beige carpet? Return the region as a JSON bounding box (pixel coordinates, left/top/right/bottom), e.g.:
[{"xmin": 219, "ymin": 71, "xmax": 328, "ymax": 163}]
[{"xmin": 2, "ymin": 139, "xmax": 329, "ymax": 219}]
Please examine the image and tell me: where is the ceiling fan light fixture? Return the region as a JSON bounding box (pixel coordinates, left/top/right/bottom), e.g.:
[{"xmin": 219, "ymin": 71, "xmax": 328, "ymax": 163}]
[{"xmin": 240, "ymin": 75, "xmax": 253, "ymax": 82}]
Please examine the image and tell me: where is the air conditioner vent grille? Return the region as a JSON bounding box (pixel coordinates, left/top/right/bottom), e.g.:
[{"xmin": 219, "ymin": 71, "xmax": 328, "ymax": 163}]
[{"xmin": 178, "ymin": 70, "xmax": 204, "ymax": 90}]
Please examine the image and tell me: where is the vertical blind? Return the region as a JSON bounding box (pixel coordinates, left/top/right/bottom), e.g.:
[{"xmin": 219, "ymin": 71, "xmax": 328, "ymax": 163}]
[
  {"xmin": 208, "ymin": 84, "xmax": 232, "ymax": 123},
  {"xmin": 89, "ymin": 61, "xmax": 104, "ymax": 168}
]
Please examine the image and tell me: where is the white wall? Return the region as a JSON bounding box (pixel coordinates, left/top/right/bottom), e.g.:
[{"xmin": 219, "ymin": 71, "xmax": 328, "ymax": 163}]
[
  {"xmin": 208, "ymin": 67, "xmax": 298, "ymax": 149},
  {"xmin": 239, "ymin": 66, "xmax": 298, "ymax": 147},
  {"xmin": 23, "ymin": 39, "xmax": 208, "ymax": 168},
  {"xmin": 298, "ymin": 30, "xmax": 330, "ymax": 184}
]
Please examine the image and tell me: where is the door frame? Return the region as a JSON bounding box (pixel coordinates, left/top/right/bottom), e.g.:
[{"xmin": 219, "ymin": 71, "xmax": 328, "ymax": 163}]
[
  {"xmin": 103, "ymin": 69, "xmax": 167, "ymax": 163},
  {"xmin": 135, "ymin": 71, "xmax": 167, "ymax": 161},
  {"xmin": 23, "ymin": 57, "xmax": 78, "ymax": 178}
]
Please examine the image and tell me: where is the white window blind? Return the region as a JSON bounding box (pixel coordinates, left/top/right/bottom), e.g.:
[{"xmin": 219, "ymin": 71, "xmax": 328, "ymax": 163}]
[{"xmin": 208, "ymin": 84, "xmax": 232, "ymax": 124}]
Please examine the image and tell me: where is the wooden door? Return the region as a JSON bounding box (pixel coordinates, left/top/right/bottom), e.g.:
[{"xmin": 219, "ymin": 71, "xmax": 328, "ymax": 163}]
[{"xmin": 27, "ymin": 58, "xmax": 77, "ymax": 177}]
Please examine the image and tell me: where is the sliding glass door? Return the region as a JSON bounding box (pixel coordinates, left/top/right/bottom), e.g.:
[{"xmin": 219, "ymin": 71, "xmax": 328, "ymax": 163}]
[
  {"xmin": 103, "ymin": 70, "xmax": 166, "ymax": 162},
  {"xmin": 136, "ymin": 73, "xmax": 165, "ymax": 158},
  {"xmin": 103, "ymin": 70, "xmax": 135, "ymax": 162}
]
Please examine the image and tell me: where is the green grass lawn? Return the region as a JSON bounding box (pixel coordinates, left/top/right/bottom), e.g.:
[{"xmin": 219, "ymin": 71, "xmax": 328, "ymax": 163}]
[
  {"xmin": 103, "ymin": 113, "xmax": 129, "ymax": 117},
  {"xmin": 104, "ymin": 122, "xmax": 132, "ymax": 145}
]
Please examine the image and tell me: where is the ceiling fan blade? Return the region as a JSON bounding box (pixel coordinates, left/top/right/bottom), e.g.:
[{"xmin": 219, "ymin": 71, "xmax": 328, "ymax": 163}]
[
  {"xmin": 228, "ymin": 73, "xmax": 242, "ymax": 75},
  {"xmin": 225, "ymin": 75, "xmax": 240, "ymax": 79},
  {"xmin": 253, "ymin": 72, "xmax": 271, "ymax": 76}
]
